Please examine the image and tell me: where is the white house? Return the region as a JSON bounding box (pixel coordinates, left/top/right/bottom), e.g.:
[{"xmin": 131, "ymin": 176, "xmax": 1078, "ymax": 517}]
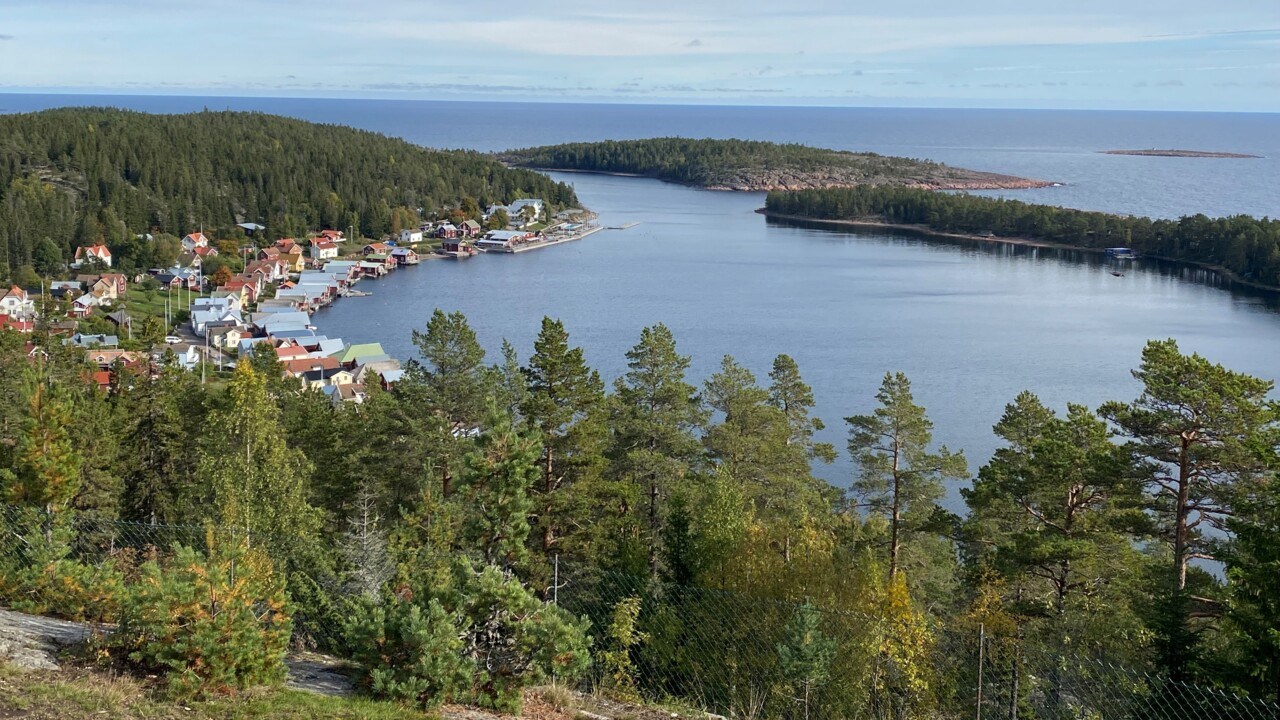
[
  {"xmin": 0, "ymin": 285, "xmax": 34, "ymax": 318},
  {"xmin": 181, "ymin": 232, "xmax": 210, "ymax": 252},
  {"xmin": 310, "ymin": 239, "xmax": 339, "ymax": 261},
  {"xmin": 399, "ymin": 228, "xmax": 424, "ymax": 244},
  {"xmin": 72, "ymin": 245, "xmax": 112, "ymax": 268},
  {"xmin": 507, "ymin": 198, "xmax": 545, "ymax": 226}
]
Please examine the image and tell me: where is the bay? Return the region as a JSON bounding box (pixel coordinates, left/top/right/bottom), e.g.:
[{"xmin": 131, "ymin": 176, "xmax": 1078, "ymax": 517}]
[{"xmin": 4, "ymin": 94, "xmax": 1278, "ymax": 504}]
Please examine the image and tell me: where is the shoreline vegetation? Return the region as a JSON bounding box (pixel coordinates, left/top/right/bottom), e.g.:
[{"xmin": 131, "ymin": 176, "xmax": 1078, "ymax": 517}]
[
  {"xmin": 1101, "ymin": 149, "xmax": 1263, "ymax": 159},
  {"xmin": 0, "ymin": 108, "xmax": 578, "ymax": 278},
  {"xmin": 500, "ymin": 137, "xmax": 1053, "ymax": 191},
  {"xmin": 763, "ymin": 185, "xmax": 1280, "ymax": 292}
]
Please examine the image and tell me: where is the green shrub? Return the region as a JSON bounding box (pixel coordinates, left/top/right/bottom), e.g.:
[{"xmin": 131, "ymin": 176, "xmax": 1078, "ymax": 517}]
[
  {"xmin": 343, "ymin": 596, "xmax": 473, "ymax": 710},
  {"xmin": 345, "ymin": 563, "xmax": 592, "ymax": 713},
  {"xmin": 0, "ymin": 509, "xmax": 124, "ymax": 622},
  {"xmin": 111, "ymin": 538, "xmax": 290, "ymax": 697},
  {"xmin": 455, "ymin": 564, "xmax": 592, "ymax": 713}
]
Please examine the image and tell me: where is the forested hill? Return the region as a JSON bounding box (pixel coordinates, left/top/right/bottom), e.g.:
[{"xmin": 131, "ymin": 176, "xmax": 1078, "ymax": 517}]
[
  {"xmin": 499, "ymin": 137, "xmax": 1049, "ymax": 191},
  {"xmin": 0, "ymin": 108, "xmax": 578, "ymax": 274},
  {"xmin": 765, "ymin": 185, "xmax": 1280, "ymax": 289}
]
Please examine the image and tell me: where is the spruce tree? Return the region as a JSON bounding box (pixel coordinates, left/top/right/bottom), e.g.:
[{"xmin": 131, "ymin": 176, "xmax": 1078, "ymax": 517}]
[
  {"xmin": 4, "ymin": 377, "xmax": 82, "ymax": 518},
  {"xmin": 847, "ymin": 372, "xmax": 967, "ymax": 579},
  {"xmin": 778, "ymin": 600, "xmax": 837, "ymax": 720}
]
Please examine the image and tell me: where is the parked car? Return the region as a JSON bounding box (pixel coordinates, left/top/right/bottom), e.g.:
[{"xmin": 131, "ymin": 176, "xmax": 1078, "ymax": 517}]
[{"xmin": 163, "ymin": 335, "xmax": 182, "ymax": 344}]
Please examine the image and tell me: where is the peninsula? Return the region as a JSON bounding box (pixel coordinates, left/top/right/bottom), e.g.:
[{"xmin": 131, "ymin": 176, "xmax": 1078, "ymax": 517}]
[
  {"xmin": 1101, "ymin": 149, "xmax": 1262, "ymax": 159},
  {"xmin": 499, "ymin": 137, "xmax": 1052, "ymax": 191},
  {"xmin": 763, "ymin": 185, "xmax": 1280, "ymax": 291}
]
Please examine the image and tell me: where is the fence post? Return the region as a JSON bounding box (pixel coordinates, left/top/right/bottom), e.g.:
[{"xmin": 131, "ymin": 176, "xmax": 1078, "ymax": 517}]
[
  {"xmin": 977, "ymin": 622, "xmax": 985, "ymax": 720},
  {"xmin": 553, "ymin": 554, "xmax": 559, "ymax": 605}
]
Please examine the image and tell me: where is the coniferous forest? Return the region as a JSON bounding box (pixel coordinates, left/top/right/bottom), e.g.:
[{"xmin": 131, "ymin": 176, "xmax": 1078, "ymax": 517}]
[
  {"xmin": 766, "ymin": 185, "xmax": 1280, "ymax": 289},
  {"xmin": 2, "ymin": 314, "xmax": 1279, "ymax": 715},
  {"xmin": 0, "ymin": 108, "xmax": 577, "ymax": 276}
]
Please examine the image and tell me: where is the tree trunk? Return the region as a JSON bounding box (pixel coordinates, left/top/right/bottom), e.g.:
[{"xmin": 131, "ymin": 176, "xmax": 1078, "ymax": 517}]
[
  {"xmin": 542, "ymin": 447, "xmax": 555, "ymax": 552},
  {"xmin": 1174, "ymin": 436, "xmax": 1192, "ymax": 591}
]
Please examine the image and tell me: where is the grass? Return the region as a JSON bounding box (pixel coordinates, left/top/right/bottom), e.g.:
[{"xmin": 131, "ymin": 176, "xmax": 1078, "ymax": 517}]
[
  {"xmin": 120, "ymin": 287, "xmax": 209, "ymax": 326},
  {"xmin": 0, "ymin": 663, "xmax": 433, "ymax": 720}
]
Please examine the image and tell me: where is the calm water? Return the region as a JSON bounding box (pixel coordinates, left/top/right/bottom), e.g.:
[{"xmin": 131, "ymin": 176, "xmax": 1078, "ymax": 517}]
[{"xmin": 4, "ymin": 94, "xmax": 1279, "ymax": 502}]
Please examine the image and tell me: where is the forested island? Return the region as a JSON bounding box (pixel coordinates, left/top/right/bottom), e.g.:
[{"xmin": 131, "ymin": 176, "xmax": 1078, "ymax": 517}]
[
  {"xmin": 499, "ymin": 137, "xmax": 1050, "ymax": 191},
  {"xmin": 0, "ymin": 108, "xmax": 577, "ymax": 277},
  {"xmin": 1102, "ymin": 149, "xmax": 1262, "ymax": 158},
  {"xmin": 764, "ymin": 185, "xmax": 1280, "ymax": 289}
]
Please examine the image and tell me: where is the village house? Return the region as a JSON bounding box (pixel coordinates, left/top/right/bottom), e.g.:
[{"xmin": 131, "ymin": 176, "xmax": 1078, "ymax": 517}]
[
  {"xmin": 0, "ymin": 314, "xmax": 35, "ymax": 333},
  {"xmin": 69, "ymin": 293, "xmax": 99, "ymax": 318},
  {"xmin": 0, "ymin": 285, "xmax": 35, "ymax": 318},
  {"xmin": 175, "ymin": 251, "xmax": 203, "ymax": 269},
  {"xmin": 321, "ymin": 383, "xmax": 366, "ymax": 405},
  {"xmin": 72, "ymin": 244, "xmax": 113, "ymax": 268},
  {"xmin": 317, "ymin": 229, "xmax": 345, "ymax": 243},
  {"xmin": 193, "ymin": 245, "xmax": 219, "ymax": 261},
  {"xmin": 207, "ymin": 325, "xmax": 245, "ymax": 350},
  {"xmin": 65, "ymin": 333, "xmax": 119, "ymax": 349},
  {"xmin": 363, "ymin": 242, "xmax": 391, "ymax": 255},
  {"xmin": 280, "ymin": 248, "xmax": 306, "ymax": 273},
  {"xmin": 333, "ymin": 342, "xmax": 386, "ymax": 369},
  {"xmin": 507, "ymin": 198, "xmax": 545, "ymax": 226},
  {"xmin": 85, "ymin": 349, "xmax": 140, "ymax": 369},
  {"xmin": 301, "ymin": 365, "xmax": 355, "ymax": 391},
  {"xmin": 476, "ymin": 229, "xmax": 536, "ymax": 252},
  {"xmin": 390, "ymin": 247, "xmax": 420, "ymax": 265},
  {"xmin": 434, "ymin": 223, "xmax": 459, "ymax": 239},
  {"xmin": 275, "ymin": 238, "xmax": 299, "ymax": 252},
  {"xmin": 236, "ymin": 222, "xmax": 266, "ymax": 236},
  {"xmin": 181, "ymin": 232, "xmax": 210, "ymax": 252},
  {"xmin": 310, "ymin": 239, "xmax": 339, "ymax": 262},
  {"xmin": 460, "ymin": 219, "xmax": 483, "ymax": 237},
  {"xmin": 257, "ymin": 247, "xmax": 281, "ymax": 263},
  {"xmin": 154, "ymin": 268, "xmax": 202, "ymax": 290},
  {"xmin": 105, "ymin": 310, "xmax": 132, "ymax": 333},
  {"xmin": 399, "ymin": 228, "xmax": 424, "ymax": 244}
]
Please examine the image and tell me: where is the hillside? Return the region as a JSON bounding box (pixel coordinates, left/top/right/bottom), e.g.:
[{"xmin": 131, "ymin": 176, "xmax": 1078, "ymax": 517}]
[
  {"xmin": 499, "ymin": 137, "xmax": 1049, "ymax": 191},
  {"xmin": 0, "ymin": 108, "xmax": 578, "ymax": 274}
]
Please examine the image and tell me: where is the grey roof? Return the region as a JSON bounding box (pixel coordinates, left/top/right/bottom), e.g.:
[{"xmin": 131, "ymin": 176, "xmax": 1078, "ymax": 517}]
[{"xmin": 380, "ymin": 369, "xmax": 405, "ymax": 383}]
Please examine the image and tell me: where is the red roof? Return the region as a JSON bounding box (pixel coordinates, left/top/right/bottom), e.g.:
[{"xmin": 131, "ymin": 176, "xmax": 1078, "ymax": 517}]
[
  {"xmin": 0, "ymin": 314, "xmax": 34, "ymax": 333},
  {"xmin": 283, "ymin": 356, "xmax": 340, "ymax": 375},
  {"xmin": 313, "ymin": 239, "xmax": 337, "ymax": 250},
  {"xmin": 92, "ymin": 371, "xmax": 112, "ymax": 389}
]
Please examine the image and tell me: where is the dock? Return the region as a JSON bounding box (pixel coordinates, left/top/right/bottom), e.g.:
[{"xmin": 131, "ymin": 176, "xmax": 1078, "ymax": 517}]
[
  {"xmin": 500, "ymin": 225, "xmax": 604, "ymax": 253},
  {"xmin": 607, "ymin": 221, "xmax": 640, "ymax": 230}
]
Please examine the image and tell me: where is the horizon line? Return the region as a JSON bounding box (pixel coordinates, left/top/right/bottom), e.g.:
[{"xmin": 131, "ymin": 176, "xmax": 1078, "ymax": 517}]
[{"xmin": 1, "ymin": 89, "xmax": 1277, "ymax": 116}]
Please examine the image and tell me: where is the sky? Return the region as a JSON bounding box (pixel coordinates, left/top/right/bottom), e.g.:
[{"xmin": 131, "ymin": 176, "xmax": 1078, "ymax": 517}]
[{"xmin": 2, "ymin": 0, "xmax": 1278, "ymax": 111}]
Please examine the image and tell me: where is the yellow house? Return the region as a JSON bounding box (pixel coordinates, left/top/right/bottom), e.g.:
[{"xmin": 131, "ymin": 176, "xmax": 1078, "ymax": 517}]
[{"xmin": 281, "ymin": 249, "xmax": 306, "ymax": 273}]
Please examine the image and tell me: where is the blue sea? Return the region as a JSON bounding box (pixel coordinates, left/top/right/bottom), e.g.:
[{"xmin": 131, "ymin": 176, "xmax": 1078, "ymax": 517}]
[{"xmin": 4, "ymin": 94, "xmax": 1279, "ymax": 500}]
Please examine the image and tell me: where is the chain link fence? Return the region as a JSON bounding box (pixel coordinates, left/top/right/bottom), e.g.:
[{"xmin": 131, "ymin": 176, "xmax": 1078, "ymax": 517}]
[{"xmin": 2, "ymin": 504, "xmax": 1277, "ymax": 720}]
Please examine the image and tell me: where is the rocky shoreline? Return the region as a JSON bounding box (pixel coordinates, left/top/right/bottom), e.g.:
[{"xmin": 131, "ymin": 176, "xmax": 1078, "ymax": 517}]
[
  {"xmin": 529, "ymin": 166, "xmax": 1054, "ymax": 192},
  {"xmin": 1101, "ymin": 149, "xmax": 1262, "ymax": 159}
]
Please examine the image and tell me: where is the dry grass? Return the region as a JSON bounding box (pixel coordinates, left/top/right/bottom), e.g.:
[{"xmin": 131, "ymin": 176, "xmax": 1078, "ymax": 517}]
[{"xmin": 0, "ymin": 662, "xmax": 434, "ymax": 720}]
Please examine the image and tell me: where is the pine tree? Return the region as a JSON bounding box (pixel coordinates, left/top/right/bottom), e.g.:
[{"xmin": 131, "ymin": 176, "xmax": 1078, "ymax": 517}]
[
  {"xmin": 408, "ymin": 309, "xmax": 488, "ymax": 497},
  {"xmin": 964, "ymin": 393, "xmax": 1147, "ymax": 675},
  {"xmin": 339, "ymin": 483, "xmax": 394, "ymax": 600},
  {"xmin": 458, "ymin": 405, "xmax": 541, "ymax": 570},
  {"xmin": 768, "ymin": 354, "xmax": 836, "ymax": 464},
  {"xmin": 609, "ymin": 324, "xmax": 707, "ymax": 574},
  {"xmin": 520, "ymin": 317, "xmax": 606, "ymax": 558},
  {"xmin": 847, "ymin": 372, "xmax": 966, "ymax": 579},
  {"xmin": 1099, "ymin": 339, "xmax": 1277, "ymax": 676},
  {"xmin": 704, "ymin": 355, "xmax": 828, "ymax": 562},
  {"xmin": 4, "ymin": 377, "xmax": 82, "ymax": 518}
]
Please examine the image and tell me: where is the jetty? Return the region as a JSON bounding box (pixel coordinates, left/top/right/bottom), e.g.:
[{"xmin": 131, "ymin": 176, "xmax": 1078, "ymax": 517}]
[
  {"xmin": 607, "ymin": 221, "xmax": 641, "ymax": 230},
  {"xmin": 502, "ymin": 225, "xmax": 603, "ymax": 253}
]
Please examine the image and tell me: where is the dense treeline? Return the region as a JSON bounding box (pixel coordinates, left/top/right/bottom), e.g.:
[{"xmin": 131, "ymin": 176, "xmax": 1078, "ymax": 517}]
[
  {"xmin": 0, "ymin": 108, "xmax": 578, "ymax": 276},
  {"xmin": 766, "ymin": 185, "xmax": 1280, "ymax": 288},
  {"xmin": 2, "ymin": 316, "xmax": 1279, "ymax": 713},
  {"xmin": 500, "ymin": 137, "xmax": 1018, "ymax": 189}
]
